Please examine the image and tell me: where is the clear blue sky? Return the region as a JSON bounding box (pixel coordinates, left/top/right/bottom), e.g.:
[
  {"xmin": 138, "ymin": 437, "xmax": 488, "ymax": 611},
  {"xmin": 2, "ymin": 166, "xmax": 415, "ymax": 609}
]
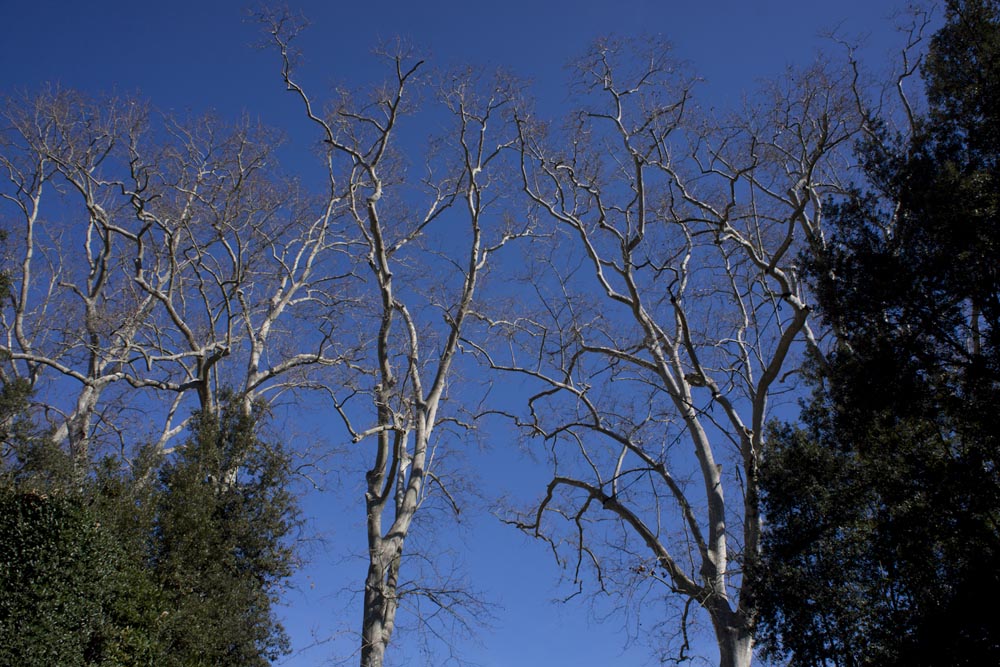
[{"xmin": 0, "ymin": 1, "xmax": 917, "ymax": 665}]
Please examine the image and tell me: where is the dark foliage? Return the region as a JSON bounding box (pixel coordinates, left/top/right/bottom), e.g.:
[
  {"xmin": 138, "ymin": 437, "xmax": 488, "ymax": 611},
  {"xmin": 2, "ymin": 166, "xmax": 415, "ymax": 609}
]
[
  {"xmin": 0, "ymin": 390, "xmax": 300, "ymax": 667},
  {"xmin": 0, "ymin": 490, "xmax": 135, "ymax": 667},
  {"xmin": 751, "ymin": 1, "xmax": 1000, "ymax": 665},
  {"xmin": 152, "ymin": 399, "xmax": 299, "ymax": 666}
]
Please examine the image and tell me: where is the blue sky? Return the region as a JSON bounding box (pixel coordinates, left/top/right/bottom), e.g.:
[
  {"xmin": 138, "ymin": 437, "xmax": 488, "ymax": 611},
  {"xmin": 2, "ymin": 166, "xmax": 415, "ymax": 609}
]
[{"xmin": 1, "ymin": 1, "xmax": 918, "ymax": 665}]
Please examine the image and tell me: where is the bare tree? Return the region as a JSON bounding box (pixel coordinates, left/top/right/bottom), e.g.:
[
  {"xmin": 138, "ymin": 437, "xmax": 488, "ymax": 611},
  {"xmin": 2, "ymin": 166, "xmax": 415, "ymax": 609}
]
[
  {"xmin": 471, "ymin": 39, "xmax": 867, "ymax": 667},
  {"xmin": 0, "ymin": 88, "xmax": 351, "ymax": 476},
  {"xmin": 1, "ymin": 90, "xmax": 161, "ymax": 471},
  {"xmin": 263, "ymin": 15, "xmax": 526, "ymax": 667},
  {"xmin": 118, "ymin": 109, "xmax": 352, "ymax": 441}
]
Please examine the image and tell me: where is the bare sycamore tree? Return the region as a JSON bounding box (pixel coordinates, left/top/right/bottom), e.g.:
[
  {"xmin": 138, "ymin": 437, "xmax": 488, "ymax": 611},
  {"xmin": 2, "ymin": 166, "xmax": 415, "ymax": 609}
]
[
  {"xmin": 264, "ymin": 15, "xmax": 526, "ymax": 667},
  {"xmin": 471, "ymin": 40, "xmax": 867, "ymax": 667},
  {"xmin": 0, "ymin": 92, "xmax": 156, "ymax": 468},
  {"xmin": 118, "ymin": 106, "xmax": 351, "ymax": 440},
  {"xmin": 0, "ymin": 88, "xmax": 350, "ymax": 476}
]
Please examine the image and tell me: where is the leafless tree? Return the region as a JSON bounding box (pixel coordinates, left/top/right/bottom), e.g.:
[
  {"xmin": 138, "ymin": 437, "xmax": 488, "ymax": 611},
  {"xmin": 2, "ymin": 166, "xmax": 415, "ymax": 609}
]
[
  {"xmin": 117, "ymin": 108, "xmax": 352, "ymax": 444},
  {"xmin": 470, "ymin": 39, "xmax": 868, "ymax": 667},
  {"xmin": 0, "ymin": 88, "xmax": 351, "ymax": 478},
  {"xmin": 263, "ymin": 14, "xmax": 527, "ymax": 667},
  {"xmin": 1, "ymin": 90, "xmax": 161, "ymax": 471}
]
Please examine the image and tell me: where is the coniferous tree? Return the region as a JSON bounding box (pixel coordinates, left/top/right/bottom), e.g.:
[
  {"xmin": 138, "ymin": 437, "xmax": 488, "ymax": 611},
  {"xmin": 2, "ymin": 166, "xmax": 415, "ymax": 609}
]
[{"xmin": 752, "ymin": 2, "xmax": 1000, "ymax": 665}]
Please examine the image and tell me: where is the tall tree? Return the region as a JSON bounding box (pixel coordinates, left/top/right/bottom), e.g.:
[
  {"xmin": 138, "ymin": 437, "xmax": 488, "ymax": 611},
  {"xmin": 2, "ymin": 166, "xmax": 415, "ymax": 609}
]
[
  {"xmin": 0, "ymin": 90, "xmax": 337, "ymax": 662},
  {"xmin": 752, "ymin": 2, "xmax": 1000, "ymax": 664},
  {"xmin": 474, "ymin": 37, "xmax": 867, "ymax": 667},
  {"xmin": 262, "ymin": 13, "xmax": 526, "ymax": 666}
]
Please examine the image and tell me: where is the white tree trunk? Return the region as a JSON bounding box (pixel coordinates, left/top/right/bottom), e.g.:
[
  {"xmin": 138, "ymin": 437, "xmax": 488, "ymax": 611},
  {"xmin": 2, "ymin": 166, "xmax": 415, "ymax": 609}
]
[
  {"xmin": 717, "ymin": 625, "xmax": 754, "ymax": 667},
  {"xmin": 710, "ymin": 601, "xmax": 754, "ymax": 667}
]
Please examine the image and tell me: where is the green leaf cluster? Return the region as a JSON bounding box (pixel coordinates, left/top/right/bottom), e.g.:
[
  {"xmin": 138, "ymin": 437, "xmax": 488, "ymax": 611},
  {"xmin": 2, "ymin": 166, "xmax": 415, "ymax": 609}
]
[{"xmin": 0, "ymin": 390, "xmax": 300, "ymax": 667}]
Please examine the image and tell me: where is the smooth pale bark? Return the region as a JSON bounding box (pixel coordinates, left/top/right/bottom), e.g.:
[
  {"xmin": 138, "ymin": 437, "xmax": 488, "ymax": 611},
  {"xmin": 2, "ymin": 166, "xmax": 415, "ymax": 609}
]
[
  {"xmin": 718, "ymin": 631, "xmax": 754, "ymax": 667},
  {"xmin": 708, "ymin": 599, "xmax": 754, "ymax": 667},
  {"xmin": 488, "ymin": 39, "xmax": 867, "ymax": 667},
  {"xmin": 1, "ymin": 91, "xmax": 345, "ymax": 471},
  {"xmin": 264, "ymin": 16, "xmax": 522, "ymax": 665},
  {"xmin": 360, "ymin": 542, "xmax": 401, "ymax": 667}
]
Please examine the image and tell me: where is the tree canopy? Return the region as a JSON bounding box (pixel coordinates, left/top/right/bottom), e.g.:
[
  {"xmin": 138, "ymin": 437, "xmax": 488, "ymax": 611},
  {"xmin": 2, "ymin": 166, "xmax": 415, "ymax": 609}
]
[
  {"xmin": 0, "ymin": 391, "xmax": 299, "ymax": 667},
  {"xmin": 752, "ymin": 2, "xmax": 1000, "ymax": 665}
]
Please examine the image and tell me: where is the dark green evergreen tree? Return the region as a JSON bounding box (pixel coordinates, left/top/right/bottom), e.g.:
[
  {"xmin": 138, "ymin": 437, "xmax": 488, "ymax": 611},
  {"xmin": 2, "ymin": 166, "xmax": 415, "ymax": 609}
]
[
  {"xmin": 0, "ymin": 489, "xmax": 129, "ymax": 666},
  {"xmin": 752, "ymin": 2, "xmax": 1000, "ymax": 665},
  {"xmin": 0, "ymin": 387, "xmax": 300, "ymax": 667},
  {"xmin": 0, "ymin": 381, "xmax": 163, "ymax": 666},
  {"xmin": 1, "ymin": 246, "xmax": 136, "ymax": 664},
  {"xmin": 152, "ymin": 397, "xmax": 300, "ymax": 667}
]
